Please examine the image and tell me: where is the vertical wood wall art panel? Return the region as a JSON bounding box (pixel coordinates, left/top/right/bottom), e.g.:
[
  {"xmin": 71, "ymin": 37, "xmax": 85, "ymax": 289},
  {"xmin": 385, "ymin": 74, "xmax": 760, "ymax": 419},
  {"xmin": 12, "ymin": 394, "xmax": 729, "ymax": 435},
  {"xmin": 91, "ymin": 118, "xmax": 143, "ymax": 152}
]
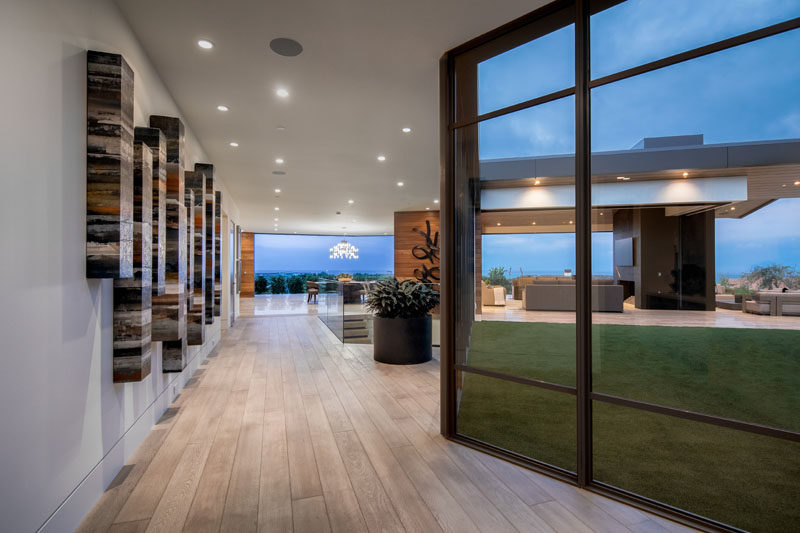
[
  {"xmin": 149, "ymin": 115, "xmax": 187, "ymax": 372},
  {"xmin": 86, "ymin": 50, "xmax": 134, "ymax": 279},
  {"xmin": 240, "ymin": 231, "xmax": 255, "ymax": 297},
  {"xmin": 134, "ymin": 127, "xmax": 167, "ymax": 296},
  {"xmin": 185, "ymin": 171, "xmax": 206, "ymax": 345},
  {"xmin": 393, "ymin": 211, "xmax": 441, "ymax": 282},
  {"xmin": 214, "ymin": 190, "xmax": 222, "ymax": 316},
  {"xmin": 195, "ymin": 163, "xmax": 216, "ymax": 324},
  {"xmin": 112, "ymin": 142, "xmax": 153, "ymax": 382},
  {"xmin": 184, "ymin": 188, "xmax": 194, "ymax": 313}
]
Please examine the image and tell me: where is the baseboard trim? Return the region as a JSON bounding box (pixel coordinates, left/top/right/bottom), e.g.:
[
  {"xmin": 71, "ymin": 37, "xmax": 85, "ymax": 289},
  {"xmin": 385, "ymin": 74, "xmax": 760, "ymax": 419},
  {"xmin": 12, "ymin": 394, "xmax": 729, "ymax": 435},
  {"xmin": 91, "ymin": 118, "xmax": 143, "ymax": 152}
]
[{"xmin": 37, "ymin": 324, "xmax": 221, "ymax": 533}]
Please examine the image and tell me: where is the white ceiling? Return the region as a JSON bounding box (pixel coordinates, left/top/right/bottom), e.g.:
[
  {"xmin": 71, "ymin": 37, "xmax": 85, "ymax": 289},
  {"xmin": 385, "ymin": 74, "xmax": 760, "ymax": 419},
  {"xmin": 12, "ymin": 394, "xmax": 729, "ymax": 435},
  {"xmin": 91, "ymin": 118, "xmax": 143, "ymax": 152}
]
[{"xmin": 114, "ymin": 0, "xmax": 546, "ymax": 235}]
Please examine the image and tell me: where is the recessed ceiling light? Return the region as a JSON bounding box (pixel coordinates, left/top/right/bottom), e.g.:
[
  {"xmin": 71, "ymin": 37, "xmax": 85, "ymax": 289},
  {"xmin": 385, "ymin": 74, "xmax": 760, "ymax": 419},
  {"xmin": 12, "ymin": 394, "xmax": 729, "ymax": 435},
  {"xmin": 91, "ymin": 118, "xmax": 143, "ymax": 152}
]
[
  {"xmin": 402, "ymin": 127, "xmax": 411, "ymax": 133},
  {"xmin": 534, "ymin": 179, "xmax": 541, "ymax": 185},
  {"xmin": 616, "ymin": 176, "xmax": 630, "ymax": 181},
  {"xmin": 600, "ymin": 211, "xmax": 604, "ymax": 215},
  {"xmin": 434, "ymin": 199, "xmax": 439, "ymax": 204},
  {"xmin": 377, "ymin": 155, "xmax": 386, "ymax": 162},
  {"xmin": 269, "ymin": 38, "xmax": 303, "ymax": 57},
  {"xmin": 274, "ymin": 218, "xmax": 279, "ymax": 221},
  {"xmin": 274, "ymin": 188, "xmax": 281, "ymax": 193},
  {"xmin": 275, "ymin": 158, "xmax": 284, "ymax": 164},
  {"xmin": 730, "ymin": 206, "xmax": 736, "ymax": 211},
  {"xmin": 229, "ymin": 142, "xmax": 239, "ymax": 147},
  {"xmin": 496, "ymin": 222, "xmax": 501, "ymax": 226},
  {"xmin": 569, "ymin": 220, "xmax": 574, "ymax": 224},
  {"xmin": 682, "ymin": 171, "xmax": 689, "ymax": 178},
  {"xmin": 795, "ymin": 180, "xmax": 800, "ymax": 186},
  {"xmin": 348, "ymin": 199, "xmax": 354, "ymax": 204},
  {"xmin": 197, "ymin": 39, "xmax": 214, "ymax": 49},
  {"xmin": 274, "ymin": 207, "xmax": 279, "ymax": 211},
  {"xmin": 425, "ymin": 207, "xmax": 430, "ymax": 210},
  {"xmin": 276, "ymin": 88, "xmax": 289, "ymax": 98},
  {"xmin": 397, "ymin": 181, "xmax": 404, "ymax": 187},
  {"xmin": 532, "ymin": 222, "xmax": 537, "ymax": 225},
  {"xmin": 216, "ymin": 105, "xmax": 229, "ymax": 112}
]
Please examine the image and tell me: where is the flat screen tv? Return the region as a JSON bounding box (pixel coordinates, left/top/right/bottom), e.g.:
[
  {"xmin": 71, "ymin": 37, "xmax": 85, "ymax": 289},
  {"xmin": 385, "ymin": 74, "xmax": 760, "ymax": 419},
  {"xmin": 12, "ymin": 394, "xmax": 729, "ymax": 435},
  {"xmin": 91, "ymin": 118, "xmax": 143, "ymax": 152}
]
[{"xmin": 614, "ymin": 237, "xmax": 634, "ymax": 267}]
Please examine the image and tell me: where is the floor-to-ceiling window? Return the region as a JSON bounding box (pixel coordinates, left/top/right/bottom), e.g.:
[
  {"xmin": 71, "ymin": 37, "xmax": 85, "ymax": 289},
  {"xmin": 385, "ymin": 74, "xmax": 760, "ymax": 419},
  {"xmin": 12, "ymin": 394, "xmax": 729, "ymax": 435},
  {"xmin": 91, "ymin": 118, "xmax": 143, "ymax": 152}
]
[{"xmin": 441, "ymin": 1, "xmax": 800, "ymax": 530}]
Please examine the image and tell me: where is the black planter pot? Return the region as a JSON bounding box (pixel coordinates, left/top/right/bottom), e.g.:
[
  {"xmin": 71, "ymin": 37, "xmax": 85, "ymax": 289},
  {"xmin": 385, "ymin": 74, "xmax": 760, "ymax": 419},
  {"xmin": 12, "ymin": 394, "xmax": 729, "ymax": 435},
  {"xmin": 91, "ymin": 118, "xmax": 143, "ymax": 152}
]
[{"xmin": 373, "ymin": 315, "xmax": 432, "ymax": 365}]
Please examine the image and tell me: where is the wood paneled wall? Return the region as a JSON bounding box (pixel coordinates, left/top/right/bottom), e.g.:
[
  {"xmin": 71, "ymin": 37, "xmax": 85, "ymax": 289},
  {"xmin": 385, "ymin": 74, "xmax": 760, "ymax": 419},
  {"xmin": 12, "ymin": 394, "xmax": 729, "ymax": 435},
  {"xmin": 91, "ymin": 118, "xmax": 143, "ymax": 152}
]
[
  {"xmin": 394, "ymin": 211, "xmax": 440, "ymax": 283},
  {"xmin": 241, "ymin": 231, "xmax": 255, "ymax": 297}
]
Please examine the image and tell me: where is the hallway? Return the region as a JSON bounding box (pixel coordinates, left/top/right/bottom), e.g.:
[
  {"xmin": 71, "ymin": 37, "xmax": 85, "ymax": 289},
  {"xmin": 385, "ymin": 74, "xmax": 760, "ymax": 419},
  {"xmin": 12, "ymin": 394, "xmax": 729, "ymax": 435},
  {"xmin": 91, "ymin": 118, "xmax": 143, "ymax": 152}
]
[{"xmin": 78, "ymin": 315, "xmax": 691, "ymax": 532}]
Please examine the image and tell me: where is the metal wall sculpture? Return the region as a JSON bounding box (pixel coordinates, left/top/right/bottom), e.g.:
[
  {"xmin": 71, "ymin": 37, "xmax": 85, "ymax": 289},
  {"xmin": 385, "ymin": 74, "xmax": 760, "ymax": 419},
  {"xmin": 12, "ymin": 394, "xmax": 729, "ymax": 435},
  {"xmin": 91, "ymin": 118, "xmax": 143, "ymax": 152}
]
[
  {"xmin": 185, "ymin": 170, "xmax": 206, "ymax": 345},
  {"xmin": 195, "ymin": 163, "xmax": 216, "ymax": 324},
  {"xmin": 134, "ymin": 127, "xmax": 167, "ymax": 296},
  {"xmin": 149, "ymin": 115, "xmax": 187, "ymax": 372},
  {"xmin": 214, "ymin": 190, "xmax": 222, "ymax": 316},
  {"xmin": 86, "ymin": 50, "xmax": 134, "ymax": 279},
  {"xmin": 412, "ymin": 220, "xmax": 440, "ymax": 283},
  {"xmin": 112, "ymin": 141, "xmax": 153, "ymax": 382}
]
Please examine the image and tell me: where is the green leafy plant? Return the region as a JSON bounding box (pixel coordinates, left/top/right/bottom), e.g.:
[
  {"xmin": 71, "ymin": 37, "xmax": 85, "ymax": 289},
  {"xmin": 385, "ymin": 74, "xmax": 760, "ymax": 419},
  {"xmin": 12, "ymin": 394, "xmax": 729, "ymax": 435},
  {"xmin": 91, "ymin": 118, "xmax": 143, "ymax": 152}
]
[
  {"xmin": 287, "ymin": 275, "xmax": 305, "ymax": 294},
  {"xmin": 486, "ymin": 266, "xmax": 512, "ymax": 293},
  {"xmin": 269, "ymin": 275, "xmax": 287, "ymax": 294},
  {"xmin": 366, "ymin": 279, "xmax": 440, "ymax": 319},
  {"xmin": 745, "ymin": 264, "xmax": 800, "ymax": 290},
  {"xmin": 254, "ymin": 275, "xmax": 268, "ymax": 294}
]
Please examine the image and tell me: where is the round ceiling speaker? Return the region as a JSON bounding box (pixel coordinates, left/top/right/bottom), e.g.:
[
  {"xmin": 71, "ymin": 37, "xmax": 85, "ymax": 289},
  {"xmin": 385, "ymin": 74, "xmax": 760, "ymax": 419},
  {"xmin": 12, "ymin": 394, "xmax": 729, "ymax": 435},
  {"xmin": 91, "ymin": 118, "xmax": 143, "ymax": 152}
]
[{"xmin": 269, "ymin": 38, "xmax": 303, "ymax": 57}]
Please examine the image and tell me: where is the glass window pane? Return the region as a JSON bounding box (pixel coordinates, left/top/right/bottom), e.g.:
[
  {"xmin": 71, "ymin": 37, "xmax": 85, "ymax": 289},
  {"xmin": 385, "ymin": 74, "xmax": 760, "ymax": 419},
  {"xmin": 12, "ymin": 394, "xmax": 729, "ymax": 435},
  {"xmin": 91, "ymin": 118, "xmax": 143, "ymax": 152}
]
[
  {"xmin": 478, "ymin": 24, "xmax": 574, "ymax": 115},
  {"xmin": 591, "ymin": 0, "xmax": 800, "ymax": 79},
  {"xmin": 457, "ymin": 371, "xmax": 576, "ymax": 472},
  {"xmin": 591, "ymin": 16, "xmax": 800, "ymax": 532},
  {"xmin": 592, "ymin": 28, "xmax": 800, "ymax": 152},
  {"xmin": 593, "ymin": 401, "xmax": 800, "ymax": 532},
  {"xmin": 479, "ymin": 96, "xmax": 575, "ymax": 160}
]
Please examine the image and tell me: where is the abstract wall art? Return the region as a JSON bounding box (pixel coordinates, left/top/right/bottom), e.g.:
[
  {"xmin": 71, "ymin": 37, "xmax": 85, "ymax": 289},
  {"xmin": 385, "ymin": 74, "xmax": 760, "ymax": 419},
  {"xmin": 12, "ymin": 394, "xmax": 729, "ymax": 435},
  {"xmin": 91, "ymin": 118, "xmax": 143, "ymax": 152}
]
[
  {"xmin": 214, "ymin": 190, "xmax": 222, "ymax": 316},
  {"xmin": 149, "ymin": 115, "xmax": 187, "ymax": 372},
  {"xmin": 86, "ymin": 50, "xmax": 134, "ymax": 279},
  {"xmin": 184, "ymin": 188, "xmax": 194, "ymax": 313},
  {"xmin": 134, "ymin": 127, "xmax": 167, "ymax": 296},
  {"xmin": 195, "ymin": 163, "xmax": 216, "ymax": 324},
  {"xmin": 112, "ymin": 141, "xmax": 153, "ymax": 382},
  {"xmin": 185, "ymin": 170, "xmax": 206, "ymax": 345}
]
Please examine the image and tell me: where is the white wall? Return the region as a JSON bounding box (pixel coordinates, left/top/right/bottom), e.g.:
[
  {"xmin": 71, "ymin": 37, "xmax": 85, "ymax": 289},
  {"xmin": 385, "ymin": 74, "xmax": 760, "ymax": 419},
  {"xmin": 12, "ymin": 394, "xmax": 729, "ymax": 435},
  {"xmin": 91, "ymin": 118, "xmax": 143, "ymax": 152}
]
[{"xmin": 0, "ymin": 1, "xmax": 240, "ymax": 531}]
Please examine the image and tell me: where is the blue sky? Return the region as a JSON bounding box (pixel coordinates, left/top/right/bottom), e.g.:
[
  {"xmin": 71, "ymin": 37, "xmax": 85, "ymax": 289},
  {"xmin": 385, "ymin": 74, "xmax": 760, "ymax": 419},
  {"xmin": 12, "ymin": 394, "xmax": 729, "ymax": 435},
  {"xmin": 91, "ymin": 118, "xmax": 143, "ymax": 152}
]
[
  {"xmin": 477, "ymin": 1, "xmax": 800, "ymax": 278},
  {"xmin": 254, "ymin": 234, "xmax": 393, "ymax": 274}
]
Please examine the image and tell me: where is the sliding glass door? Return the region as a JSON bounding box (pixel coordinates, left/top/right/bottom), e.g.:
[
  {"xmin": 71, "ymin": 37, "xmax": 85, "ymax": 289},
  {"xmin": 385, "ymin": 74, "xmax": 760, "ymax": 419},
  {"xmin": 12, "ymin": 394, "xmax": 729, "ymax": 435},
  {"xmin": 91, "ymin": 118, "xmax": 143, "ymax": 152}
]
[{"xmin": 441, "ymin": 1, "xmax": 800, "ymax": 530}]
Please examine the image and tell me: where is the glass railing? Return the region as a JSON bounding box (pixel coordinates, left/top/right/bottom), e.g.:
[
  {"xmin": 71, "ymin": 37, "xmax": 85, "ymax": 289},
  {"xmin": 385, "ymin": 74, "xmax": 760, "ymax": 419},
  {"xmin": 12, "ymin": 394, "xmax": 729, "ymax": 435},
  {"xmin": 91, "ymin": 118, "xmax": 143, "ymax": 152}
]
[
  {"xmin": 317, "ymin": 280, "xmax": 441, "ymax": 347},
  {"xmin": 317, "ymin": 280, "xmax": 373, "ymax": 344}
]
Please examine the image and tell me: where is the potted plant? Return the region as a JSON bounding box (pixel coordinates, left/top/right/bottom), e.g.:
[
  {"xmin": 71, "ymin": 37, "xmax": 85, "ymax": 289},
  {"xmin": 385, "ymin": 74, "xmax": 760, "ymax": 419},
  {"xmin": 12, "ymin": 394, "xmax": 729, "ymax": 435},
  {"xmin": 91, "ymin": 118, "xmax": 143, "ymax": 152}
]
[{"xmin": 366, "ymin": 279, "xmax": 440, "ymax": 364}]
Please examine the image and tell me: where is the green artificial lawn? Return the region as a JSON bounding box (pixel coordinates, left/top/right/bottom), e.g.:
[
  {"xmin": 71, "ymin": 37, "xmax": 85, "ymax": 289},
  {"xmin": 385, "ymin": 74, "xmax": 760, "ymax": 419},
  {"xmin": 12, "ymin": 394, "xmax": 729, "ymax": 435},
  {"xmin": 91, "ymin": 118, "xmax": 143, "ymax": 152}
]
[{"xmin": 457, "ymin": 321, "xmax": 800, "ymax": 532}]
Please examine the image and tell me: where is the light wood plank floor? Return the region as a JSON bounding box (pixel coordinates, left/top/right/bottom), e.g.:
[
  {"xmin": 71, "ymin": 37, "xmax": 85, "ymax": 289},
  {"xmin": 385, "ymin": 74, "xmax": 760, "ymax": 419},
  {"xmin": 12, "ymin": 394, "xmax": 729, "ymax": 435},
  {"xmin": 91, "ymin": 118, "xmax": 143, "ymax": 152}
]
[{"xmin": 79, "ymin": 315, "xmax": 695, "ymax": 533}]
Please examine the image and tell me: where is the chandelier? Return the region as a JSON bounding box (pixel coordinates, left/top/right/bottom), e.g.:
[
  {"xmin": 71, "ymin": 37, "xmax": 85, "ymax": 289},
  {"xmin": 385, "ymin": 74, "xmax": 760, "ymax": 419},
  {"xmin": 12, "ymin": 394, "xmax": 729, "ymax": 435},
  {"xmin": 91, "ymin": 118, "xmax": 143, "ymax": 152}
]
[{"xmin": 329, "ymin": 239, "xmax": 359, "ymax": 259}]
